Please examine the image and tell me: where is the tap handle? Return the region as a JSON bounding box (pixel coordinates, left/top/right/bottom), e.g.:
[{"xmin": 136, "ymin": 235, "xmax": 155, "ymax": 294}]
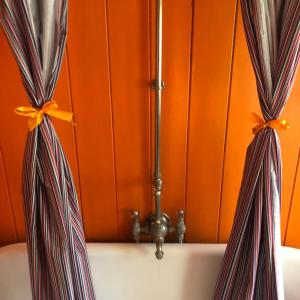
[
  {"xmin": 131, "ymin": 211, "xmax": 141, "ymax": 243},
  {"xmin": 177, "ymin": 210, "xmax": 186, "ymax": 244}
]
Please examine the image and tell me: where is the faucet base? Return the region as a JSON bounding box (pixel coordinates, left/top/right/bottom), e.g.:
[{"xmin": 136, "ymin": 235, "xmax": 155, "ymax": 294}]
[
  {"xmin": 131, "ymin": 210, "xmax": 186, "ymax": 259},
  {"xmin": 146, "ymin": 213, "xmax": 170, "ymax": 240}
]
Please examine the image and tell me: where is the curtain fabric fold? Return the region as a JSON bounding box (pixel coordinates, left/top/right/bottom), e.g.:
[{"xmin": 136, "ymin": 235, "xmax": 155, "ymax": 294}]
[
  {"xmin": 0, "ymin": 1, "xmax": 96, "ymax": 299},
  {"xmin": 214, "ymin": 1, "xmax": 300, "ymax": 299}
]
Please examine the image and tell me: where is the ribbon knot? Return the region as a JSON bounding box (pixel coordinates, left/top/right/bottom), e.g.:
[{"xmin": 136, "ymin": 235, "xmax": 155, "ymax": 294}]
[
  {"xmin": 251, "ymin": 112, "xmax": 290, "ymax": 135},
  {"xmin": 15, "ymin": 100, "xmax": 73, "ymax": 131}
]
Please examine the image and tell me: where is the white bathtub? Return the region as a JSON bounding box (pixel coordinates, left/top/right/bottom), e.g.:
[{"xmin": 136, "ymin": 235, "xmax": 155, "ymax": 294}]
[{"xmin": 0, "ymin": 243, "xmax": 299, "ymax": 300}]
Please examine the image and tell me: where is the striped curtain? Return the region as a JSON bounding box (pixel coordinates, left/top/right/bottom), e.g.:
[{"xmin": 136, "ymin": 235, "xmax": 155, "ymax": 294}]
[
  {"xmin": 214, "ymin": 1, "xmax": 300, "ymax": 300},
  {"xmin": 0, "ymin": 1, "xmax": 95, "ymax": 299}
]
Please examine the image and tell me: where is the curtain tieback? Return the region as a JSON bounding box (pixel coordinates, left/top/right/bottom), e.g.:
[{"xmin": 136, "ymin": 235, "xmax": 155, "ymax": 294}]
[
  {"xmin": 15, "ymin": 100, "xmax": 73, "ymax": 131},
  {"xmin": 251, "ymin": 112, "xmax": 289, "ymax": 134}
]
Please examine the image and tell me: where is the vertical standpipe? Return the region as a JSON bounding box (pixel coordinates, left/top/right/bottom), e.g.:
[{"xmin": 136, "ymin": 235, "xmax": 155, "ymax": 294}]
[{"xmin": 154, "ymin": 0, "xmax": 163, "ymax": 220}]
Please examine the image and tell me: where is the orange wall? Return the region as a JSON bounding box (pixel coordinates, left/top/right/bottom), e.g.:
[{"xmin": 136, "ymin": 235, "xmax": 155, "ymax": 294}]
[{"xmin": 0, "ymin": 0, "xmax": 300, "ymax": 247}]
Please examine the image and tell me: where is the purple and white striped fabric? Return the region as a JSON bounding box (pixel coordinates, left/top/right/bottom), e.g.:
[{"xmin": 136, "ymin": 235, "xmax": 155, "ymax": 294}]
[
  {"xmin": 214, "ymin": 1, "xmax": 300, "ymax": 299},
  {"xmin": 0, "ymin": 1, "xmax": 96, "ymax": 299}
]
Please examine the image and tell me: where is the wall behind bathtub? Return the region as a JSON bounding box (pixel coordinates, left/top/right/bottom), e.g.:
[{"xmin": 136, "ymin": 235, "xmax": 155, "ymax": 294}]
[{"xmin": 0, "ymin": 0, "xmax": 300, "ymax": 248}]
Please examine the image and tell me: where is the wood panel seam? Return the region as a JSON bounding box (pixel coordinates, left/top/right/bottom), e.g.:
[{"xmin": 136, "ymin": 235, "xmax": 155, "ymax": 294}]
[
  {"xmin": 0, "ymin": 146, "xmax": 18, "ymax": 242},
  {"xmin": 65, "ymin": 45, "xmax": 84, "ymax": 222},
  {"xmin": 284, "ymin": 147, "xmax": 300, "ymax": 245},
  {"xmin": 217, "ymin": 0, "xmax": 239, "ymax": 243},
  {"xmin": 104, "ymin": 0, "xmax": 119, "ymax": 239},
  {"xmin": 184, "ymin": 0, "xmax": 196, "ymax": 242}
]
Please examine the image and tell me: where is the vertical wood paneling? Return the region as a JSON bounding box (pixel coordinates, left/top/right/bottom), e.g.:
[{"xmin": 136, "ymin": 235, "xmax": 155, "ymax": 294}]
[
  {"xmin": 186, "ymin": 0, "xmax": 237, "ymax": 242},
  {"xmin": 1, "ymin": 1, "xmax": 300, "ymax": 247},
  {"xmin": 152, "ymin": 0, "xmax": 193, "ymax": 229},
  {"xmin": 106, "ymin": 0, "xmax": 152, "ymax": 240},
  {"xmin": 0, "ymin": 28, "xmax": 28, "ymax": 241},
  {"xmin": 67, "ymin": 0, "xmax": 118, "ymax": 240},
  {"xmin": 0, "ymin": 147, "xmax": 17, "ymax": 246},
  {"xmin": 219, "ymin": 5, "xmax": 300, "ymax": 242},
  {"xmin": 278, "ymin": 68, "xmax": 300, "ymax": 239},
  {"xmin": 285, "ymin": 149, "xmax": 300, "ymax": 248}
]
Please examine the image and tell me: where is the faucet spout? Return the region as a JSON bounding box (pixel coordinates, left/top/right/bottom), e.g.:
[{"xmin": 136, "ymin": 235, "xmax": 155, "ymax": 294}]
[
  {"xmin": 155, "ymin": 238, "xmax": 164, "ymax": 260},
  {"xmin": 151, "ymin": 216, "xmax": 168, "ymax": 260}
]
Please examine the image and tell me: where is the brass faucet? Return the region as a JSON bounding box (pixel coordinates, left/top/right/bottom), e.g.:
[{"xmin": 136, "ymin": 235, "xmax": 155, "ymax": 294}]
[{"xmin": 131, "ymin": 0, "xmax": 186, "ymax": 259}]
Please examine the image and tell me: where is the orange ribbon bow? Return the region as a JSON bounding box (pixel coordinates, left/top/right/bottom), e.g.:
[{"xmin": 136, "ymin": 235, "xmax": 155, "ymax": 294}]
[
  {"xmin": 251, "ymin": 112, "xmax": 290, "ymax": 135},
  {"xmin": 15, "ymin": 100, "xmax": 73, "ymax": 131}
]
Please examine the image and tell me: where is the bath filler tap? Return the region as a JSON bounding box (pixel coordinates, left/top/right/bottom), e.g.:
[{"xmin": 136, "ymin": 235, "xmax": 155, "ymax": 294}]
[{"xmin": 131, "ymin": 0, "xmax": 186, "ymax": 260}]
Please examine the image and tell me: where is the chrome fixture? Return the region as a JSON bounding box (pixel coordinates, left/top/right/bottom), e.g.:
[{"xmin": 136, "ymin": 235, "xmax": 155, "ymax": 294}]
[{"xmin": 131, "ymin": 0, "xmax": 186, "ymax": 260}]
